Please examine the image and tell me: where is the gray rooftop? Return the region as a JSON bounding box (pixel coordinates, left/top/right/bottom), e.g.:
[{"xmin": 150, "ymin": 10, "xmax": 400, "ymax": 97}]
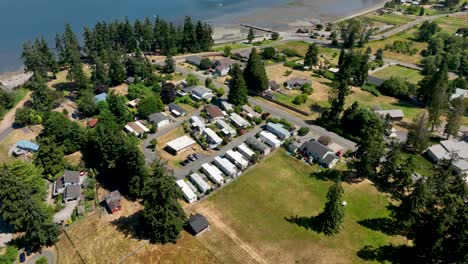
[
  {"xmin": 168, "ymin": 103, "xmax": 187, "ymax": 115},
  {"xmin": 148, "ymin": 112, "xmax": 170, "ymax": 124},
  {"xmin": 64, "ymin": 185, "xmax": 81, "ymax": 200}
]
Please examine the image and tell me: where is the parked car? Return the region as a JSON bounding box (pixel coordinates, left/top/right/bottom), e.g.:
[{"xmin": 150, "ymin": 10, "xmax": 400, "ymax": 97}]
[
  {"xmin": 193, "ymin": 153, "xmax": 200, "ymax": 159},
  {"xmin": 188, "ymin": 154, "xmax": 196, "ymax": 161}
]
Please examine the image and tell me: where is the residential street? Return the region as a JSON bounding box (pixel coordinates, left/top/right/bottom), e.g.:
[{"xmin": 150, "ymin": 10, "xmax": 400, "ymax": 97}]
[{"xmin": 26, "ymin": 249, "xmax": 56, "ymax": 264}]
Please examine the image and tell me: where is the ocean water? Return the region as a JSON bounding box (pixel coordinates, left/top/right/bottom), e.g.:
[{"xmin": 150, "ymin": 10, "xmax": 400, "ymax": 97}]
[{"xmin": 0, "ymin": 0, "xmax": 382, "ymax": 74}]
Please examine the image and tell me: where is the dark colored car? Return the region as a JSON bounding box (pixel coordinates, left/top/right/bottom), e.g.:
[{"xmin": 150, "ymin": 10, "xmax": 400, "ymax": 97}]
[{"xmin": 19, "ymin": 252, "xmax": 26, "ymax": 263}]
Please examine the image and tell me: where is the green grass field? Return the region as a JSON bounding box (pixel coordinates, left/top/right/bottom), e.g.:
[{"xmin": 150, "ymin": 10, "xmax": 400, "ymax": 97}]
[
  {"xmin": 435, "ymin": 14, "xmax": 467, "ymax": 33},
  {"xmin": 201, "ymin": 150, "xmax": 405, "ymax": 263},
  {"xmin": 368, "ymin": 14, "xmax": 415, "ymax": 25},
  {"xmin": 212, "ymin": 43, "xmax": 250, "ymax": 52},
  {"xmin": 371, "ymin": 65, "xmax": 423, "ymax": 84}
]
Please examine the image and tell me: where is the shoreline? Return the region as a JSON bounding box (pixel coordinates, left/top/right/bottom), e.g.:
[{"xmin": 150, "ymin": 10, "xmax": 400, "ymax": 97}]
[{"xmin": 0, "ymin": 0, "xmax": 387, "ymax": 86}]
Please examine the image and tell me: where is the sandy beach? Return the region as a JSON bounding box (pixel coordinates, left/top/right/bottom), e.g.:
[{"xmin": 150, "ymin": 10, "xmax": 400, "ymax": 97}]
[{"xmin": 0, "ymin": 68, "xmax": 32, "ymax": 90}]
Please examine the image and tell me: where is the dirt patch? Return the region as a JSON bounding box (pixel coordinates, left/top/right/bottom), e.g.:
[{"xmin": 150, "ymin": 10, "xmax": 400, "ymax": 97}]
[
  {"xmin": 64, "ymin": 151, "xmax": 83, "ymax": 167},
  {"xmin": 110, "ymin": 83, "xmax": 129, "ymax": 96}
]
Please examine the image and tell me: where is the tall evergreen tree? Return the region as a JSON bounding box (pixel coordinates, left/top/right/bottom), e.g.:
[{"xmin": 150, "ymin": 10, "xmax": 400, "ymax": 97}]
[
  {"xmin": 30, "ymin": 74, "xmax": 54, "ymax": 112},
  {"xmin": 322, "ymin": 79, "xmax": 351, "ymax": 125},
  {"xmin": 91, "ymin": 57, "xmax": 109, "ymax": 86},
  {"xmin": 163, "ymin": 54, "xmax": 175, "ymax": 74},
  {"xmin": 141, "ymin": 160, "xmax": 186, "ymax": 243},
  {"xmin": 247, "ymin": 28, "xmax": 255, "ymax": 44},
  {"xmin": 304, "ymin": 43, "xmax": 319, "ymax": 68},
  {"xmin": 243, "ymin": 48, "xmax": 268, "ymax": 93},
  {"xmin": 444, "ymin": 97, "xmax": 464, "ymax": 138},
  {"xmin": 320, "ymin": 173, "xmax": 345, "ymax": 235},
  {"xmin": 427, "ymin": 60, "xmax": 448, "ymax": 131},
  {"xmin": 228, "ymin": 64, "xmax": 248, "ymax": 106},
  {"xmin": 406, "ymin": 111, "xmax": 430, "ymax": 152},
  {"xmin": 182, "ymin": 16, "xmax": 199, "ymax": 53},
  {"xmin": 34, "ymin": 137, "xmax": 65, "ymax": 179},
  {"xmin": 107, "ymin": 93, "xmax": 132, "ymax": 125},
  {"xmin": 108, "ymin": 52, "xmax": 126, "ymax": 86}
]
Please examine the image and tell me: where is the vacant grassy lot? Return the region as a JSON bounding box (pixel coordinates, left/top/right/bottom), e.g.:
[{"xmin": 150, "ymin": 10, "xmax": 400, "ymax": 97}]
[
  {"xmin": 364, "ymin": 29, "xmax": 427, "ymax": 64},
  {"xmin": 56, "ymin": 198, "xmax": 220, "ymax": 264},
  {"xmin": 368, "ymin": 14, "xmax": 415, "ymax": 26},
  {"xmin": 371, "ymin": 65, "xmax": 423, "ymax": 84},
  {"xmin": 274, "ymin": 41, "xmax": 340, "ymax": 65},
  {"xmin": 212, "ymin": 43, "xmax": 250, "ymax": 52},
  {"xmin": 191, "ymin": 150, "xmax": 406, "ymax": 264},
  {"xmin": 434, "ymin": 14, "xmax": 468, "ymax": 34}
]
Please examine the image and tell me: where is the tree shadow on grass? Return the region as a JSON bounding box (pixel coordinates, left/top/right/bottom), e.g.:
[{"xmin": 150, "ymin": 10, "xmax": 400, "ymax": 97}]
[
  {"xmin": 310, "ymin": 170, "xmax": 361, "ymax": 184},
  {"xmin": 110, "ymin": 211, "xmax": 148, "ymax": 240},
  {"xmin": 357, "ymin": 244, "xmax": 412, "ymax": 264},
  {"xmin": 357, "ymin": 217, "xmax": 400, "ymax": 236},
  {"xmin": 284, "ymin": 214, "xmax": 324, "ymax": 234}
]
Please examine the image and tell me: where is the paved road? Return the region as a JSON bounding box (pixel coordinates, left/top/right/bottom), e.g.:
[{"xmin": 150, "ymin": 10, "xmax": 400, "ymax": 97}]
[
  {"xmin": 26, "ymin": 249, "xmax": 56, "ymax": 264},
  {"xmin": 53, "ymin": 201, "xmax": 78, "ymax": 223},
  {"xmin": 0, "ymin": 91, "xmax": 31, "ymax": 142}
]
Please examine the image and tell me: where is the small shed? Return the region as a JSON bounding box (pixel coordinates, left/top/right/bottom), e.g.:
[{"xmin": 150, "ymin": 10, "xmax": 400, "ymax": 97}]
[
  {"xmin": 94, "ymin": 93, "xmax": 108, "ymax": 103},
  {"xmin": 104, "ymin": 190, "xmax": 122, "ymax": 214},
  {"xmin": 186, "ymin": 214, "xmax": 210, "ymax": 236}
]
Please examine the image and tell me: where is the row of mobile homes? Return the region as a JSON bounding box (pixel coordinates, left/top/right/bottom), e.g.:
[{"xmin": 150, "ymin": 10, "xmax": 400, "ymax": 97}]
[
  {"xmin": 237, "ymin": 143, "xmax": 256, "ymax": 161},
  {"xmin": 215, "ymin": 119, "xmax": 237, "ymax": 138},
  {"xmin": 203, "ymin": 128, "xmax": 223, "ymax": 149},
  {"xmin": 259, "ymin": 131, "xmax": 281, "ymax": 148},
  {"xmin": 190, "ymin": 116, "xmax": 206, "ymax": 132},
  {"xmin": 201, "ymin": 163, "xmax": 225, "ymax": 185},
  {"xmin": 176, "ymin": 179, "xmax": 197, "ymax": 203},
  {"xmin": 265, "ymin": 122, "xmax": 291, "ymax": 140},
  {"xmin": 213, "ymin": 157, "xmax": 238, "ymax": 177},
  {"xmin": 225, "ymin": 150, "xmax": 249, "ymax": 170},
  {"xmin": 246, "ymin": 137, "xmax": 271, "ymax": 155},
  {"xmin": 230, "ymin": 113, "xmax": 250, "ymax": 128},
  {"xmin": 189, "ymin": 173, "xmax": 211, "ymax": 193}
]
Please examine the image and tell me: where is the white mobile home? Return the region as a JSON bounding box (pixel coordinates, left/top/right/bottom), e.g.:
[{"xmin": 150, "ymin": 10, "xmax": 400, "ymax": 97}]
[
  {"xmin": 245, "ymin": 137, "xmax": 271, "ymax": 155},
  {"xmin": 201, "ymin": 163, "xmax": 225, "ymax": 185},
  {"xmin": 259, "ymin": 131, "xmax": 281, "ymax": 148},
  {"xmin": 237, "ymin": 143, "xmax": 255, "ymax": 161},
  {"xmin": 203, "ymin": 128, "xmax": 223, "ymax": 149},
  {"xmin": 190, "ymin": 116, "xmax": 206, "ymax": 132},
  {"xmin": 215, "ymin": 119, "xmax": 237, "ymax": 137},
  {"xmin": 189, "ymin": 173, "xmax": 211, "ymax": 193},
  {"xmin": 229, "ymin": 113, "xmax": 250, "ymax": 128},
  {"xmin": 225, "ymin": 150, "xmax": 249, "ymax": 170},
  {"xmin": 213, "ymin": 157, "xmax": 238, "ymax": 177},
  {"xmin": 265, "ymin": 122, "xmax": 291, "ymax": 140},
  {"xmin": 176, "ymin": 179, "xmax": 197, "ymax": 203}
]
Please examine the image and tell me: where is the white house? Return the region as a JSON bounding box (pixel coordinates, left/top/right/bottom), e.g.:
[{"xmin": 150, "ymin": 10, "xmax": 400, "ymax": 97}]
[
  {"xmin": 259, "ymin": 131, "xmax": 281, "ymax": 148},
  {"xmin": 189, "ymin": 173, "xmax": 211, "ymax": 193},
  {"xmin": 166, "ymin": 135, "xmax": 197, "ymax": 155},
  {"xmin": 225, "ymin": 150, "xmax": 249, "ymax": 170},
  {"xmin": 237, "ymin": 143, "xmax": 256, "ymax": 161},
  {"xmin": 190, "ymin": 116, "xmax": 206, "ymax": 132},
  {"xmin": 201, "ymin": 163, "xmax": 225, "ymax": 185},
  {"xmin": 213, "ymin": 58, "xmax": 233, "ymax": 76},
  {"xmin": 298, "ymin": 140, "xmax": 340, "ymax": 168},
  {"xmin": 148, "ymin": 112, "xmax": 171, "ymax": 128},
  {"xmin": 191, "ymin": 86, "xmax": 214, "ymax": 101},
  {"xmin": 215, "ymin": 120, "xmax": 237, "ymax": 138},
  {"xmin": 213, "ymin": 157, "xmax": 238, "ymax": 177},
  {"xmin": 203, "ymin": 128, "xmax": 223, "ymax": 149},
  {"xmin": 176, "ymin": 180, "xmax": 198, "ymax": 203}
]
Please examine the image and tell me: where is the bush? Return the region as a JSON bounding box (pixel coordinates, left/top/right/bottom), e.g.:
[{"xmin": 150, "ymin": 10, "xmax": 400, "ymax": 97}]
[
  {"xmin": 199, "ymin": 58, "xmax": 212, "ymax": 70},
  {"xmin": 361, "ymin": 83, "xmax": 381, "ymax": 96},
  {"xmin": 0, "ymin": 246, "xmax": 18, "ymax": 264},
  {"xmin": 298, "ymin": 127, "xmax": 310, "ymax": 136},
  {"xmin": 378, "ymin": 77, "xmax": 410, "ymax": 98},
  {"xmin": 262, "ymin": 47, "xmax": 277, "ymax": 60},
  {"xmin": 215, "ymin": 87, "xmax": 225, "ymax": 97},
  {"xmin": 293, "ymin": 94, "xmax": 307, "ymax": 105},
  {"xmin": 316, "ymin": 70, "xmax": 335, "ymax": 80},
  {"xmin": 271, "ymin": 32, "xmax": 280, "ymax": 40},
  {"xmin": 253, "ymin": 105, "xmax": 263, "ymax": 113},
  {"xmin": 301, "ymin": 83, "xmax": 313, "ymax": 95},
  {"xmin": 283, "ymin": 61, "xmax": 302, "ymax": 69},
  {"xmin": 186, "ymin": 74, "xmax": 199, "ymax": 86},
  {"xmin": 279, "ymin": 118, "xmax": 294, "ymax": 131},
  {"xmin": 282, "ymin": 48, "xmax": 301, "ymax": 57}
]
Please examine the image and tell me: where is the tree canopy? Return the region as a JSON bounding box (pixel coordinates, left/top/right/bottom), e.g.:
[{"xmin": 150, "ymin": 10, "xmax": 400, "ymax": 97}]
[{"xmin": 243, "ymin": 48, "xmax": 268, "ymax": 93}]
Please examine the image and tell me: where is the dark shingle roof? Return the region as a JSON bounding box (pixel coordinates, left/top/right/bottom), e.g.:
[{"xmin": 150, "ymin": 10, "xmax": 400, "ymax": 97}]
[
  {"xmin": 168, "ymin": 103, "xmax": 187, "ymax": 115},
  {"xmin": 187, "ymin": 214, "xmax": 209, "ymax": 234},
  {"xmin": 64, "ymin": 185, "xmax": 81, "ymax": 200},
  {"xmin": 64, "ymin": 170, "xmax": 80, "ymax": 184},
  {"xmin": 299, "ymin": 141, "xmax": 331, "ymax": 159},
  {"xmin": 205, "ymin": 105, "xmax": 224, "ymax": 119}
]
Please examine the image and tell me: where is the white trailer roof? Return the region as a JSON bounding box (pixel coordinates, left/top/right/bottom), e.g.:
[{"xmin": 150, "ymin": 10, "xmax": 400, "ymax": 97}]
[
  {"xmin": 201, "ymin": 163, "xmax": 224, "ymax": 184},
  {"xmin": 230, "ymin": 113, "xmax": 249, "ymax": 128},
  {"xmin": 190, "ymin": 116, "xmax": 205, "ymax": 129},
  {"xmin": 214, "ymin": 156, "xmax": 238, "ymax": 176},
  {"xmin": 260, "ymin": 131, "xmax": 281, "ymax": 147},
  {"xmin": 176, "ymin": 179, "xmax": 197, "ymax": 203},
  {"xmin": 226, "ymin": 150, "xmax": 249, "ymax": 168},
  {"xmin": 203, "ymin": 128, "xmax": 223, "ymax": 144},
  {"xmin": 238, "ymin": 143, "xmax": 255, "ymax": 158},
  {"xmin": 167, "ymin": 135, "xmax": 196, "ymax": 152},
  {"xmin": 189, "ymin": 173, "xmax": 211, "ymax": 193},
  {"xmin": 215, "ymin": 120, "xmax": 237, "ymax": 136}
]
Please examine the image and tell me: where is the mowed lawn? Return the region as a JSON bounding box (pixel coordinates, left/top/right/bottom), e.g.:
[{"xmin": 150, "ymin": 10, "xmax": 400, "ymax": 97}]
[
  {"xmin": 371, "ymin": 65, "xmax": 423, "ymax": 84},
  {"xmin": 368, "ymin": 14, "xmax": 415, "ymax": 26},
  {"xmin": 193, "ymin": 150, "xmax": 406, "ymax": 264},
  {"xmin": 434, "ymin": 14, "xmax": 468, "ymax": 34}
]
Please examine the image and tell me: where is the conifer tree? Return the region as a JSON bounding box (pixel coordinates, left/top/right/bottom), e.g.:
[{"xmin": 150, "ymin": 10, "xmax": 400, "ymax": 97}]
[
  {"xmin": 247, "ymin": 28, "xmax": 255, "ymax": 44},
  {"xmin": 304, "ymin": 43, "xmax": 319, "ymax": 68},
  {"xmin": 91, "ymin": 57, "xmax": 109, "ymax": 86},
  {"xmin": 108, "ymin": 52, "xmax": 126, "ymax": 86},
  {"xmin": 406, "ymin": 111, "xmax": 430, "ymax": 152},
  {"xmin": 163, "ymin": 54, "xmax": 175, "ymax": 74},
  {"xmin": 444, "ymin": 97, "xmax": 464, "ymax": 138},
  {"xmin": 320, "ymin": 173, "xmax": 345, "ymax": 235},
  {"xmin": 34, "ymin": 137, "xmax": 65, "ymax": 179},
  {"xmin": 427, "ymin": 60, "xmax": 448, "ymax": 131},
  {"xmin": 243, "ymin": 48, "xmax": 268, "ymax": 93},
  {"xmin": 228, "ymin": 64, "xmax": 248, "ymax": 106},
  {"xmin": 141, "ymin": 160, "xmax": 186, "ymax": 243}
]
